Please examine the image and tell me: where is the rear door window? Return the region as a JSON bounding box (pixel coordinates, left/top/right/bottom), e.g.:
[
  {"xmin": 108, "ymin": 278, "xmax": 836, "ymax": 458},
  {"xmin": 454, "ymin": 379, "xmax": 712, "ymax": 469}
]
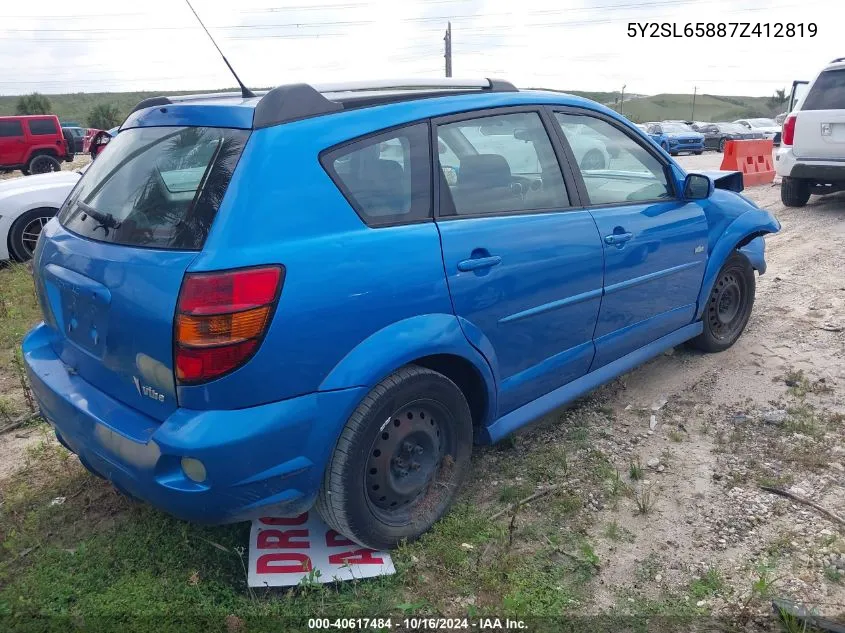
[
  {"xmin": 58, "ymin": 126, "xmax": 250, "ymax": 250},
  {"xmin": 0, "ymin": 120, "xmax": 23, "ymax": 137},
  {"xmin": 322, "ymin": 122, "xmax": 431, "ymax": 226},
  {"xmin": 802, "ymin": 69, "xmax": 845, "ymax": 110},
  {"xmin": 28, "ymin": 118, "xmax": 59, "ymax": 135}
]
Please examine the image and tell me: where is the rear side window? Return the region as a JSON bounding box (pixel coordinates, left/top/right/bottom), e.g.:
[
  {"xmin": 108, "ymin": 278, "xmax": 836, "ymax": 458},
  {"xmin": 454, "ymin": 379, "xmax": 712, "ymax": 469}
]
[
  {"xmin": 321, "ymin": 122, "xmax": 431, "ymax": 226},
  {"xmin": 58, "ymin": 126, "xmax": 250, "ymax": 250},
  {"xmin": 0, "ymin": 120, "xmax": 23, "ymax": 137},
  {"xmin": 802, "ymin": 69, "xmax": 845, "ymax": 110},
  {"xmin": 28, "ymin": 119, "xmax": 59, "ymax": 135}
]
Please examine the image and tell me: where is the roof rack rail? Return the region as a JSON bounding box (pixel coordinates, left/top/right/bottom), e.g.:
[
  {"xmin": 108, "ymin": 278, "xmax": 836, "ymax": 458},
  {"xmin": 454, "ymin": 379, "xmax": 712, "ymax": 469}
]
[
  {"xmin": 254, "ymin": 77, "xmax": 517, "ymax": 128},
  {"xmin": 129, "ymin": 77, "xmax": 518, "ymax": 128},
  {"xmin": 831, "ymin": 57, "xmax": 845, "ymax": 63}
]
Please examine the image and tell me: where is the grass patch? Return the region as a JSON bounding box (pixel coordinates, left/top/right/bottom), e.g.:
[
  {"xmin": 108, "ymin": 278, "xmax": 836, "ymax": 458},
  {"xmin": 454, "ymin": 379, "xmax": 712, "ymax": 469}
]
[
  {"xmin": 667, "ymin": 429, "xmax": 684, "ymax": 443},
  {"xmin": 688, "ymin": 567, "xmax": 724, "ymax": 599},
  {"xmin": 628, "ymin": 458, "xmax": 644, "ymax": 482},
  {"xmin": 635, "ymin": 553, "xmax": 662, "ymax": 583},
  {"xmin": 0, "ymin": 264, "xmax": 40, "ymax": 369},
  {"xmin": 602, "ymin": 522, "xmax": 635, "ymax": 543},
  {"xmin": 633, "ymin": 483, "xmax": 658, "ymax": 515}
]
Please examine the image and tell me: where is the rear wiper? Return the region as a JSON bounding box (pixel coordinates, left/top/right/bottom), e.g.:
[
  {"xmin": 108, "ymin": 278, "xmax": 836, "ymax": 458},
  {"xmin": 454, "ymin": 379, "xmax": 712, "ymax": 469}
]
[{"xmin": 77, "ymin": 201, "xmax": 122, "ymax": 234}]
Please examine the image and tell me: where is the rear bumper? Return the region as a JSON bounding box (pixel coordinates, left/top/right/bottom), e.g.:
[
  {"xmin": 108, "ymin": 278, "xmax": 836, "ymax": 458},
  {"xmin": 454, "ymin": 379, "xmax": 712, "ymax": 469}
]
[
  {"xmin": 776, "ymin": 147, "xmax": 845, "ymax": 181},
  {"xmin": 22, "ymin": 322, "xmax": 365, "ymax": 524}
]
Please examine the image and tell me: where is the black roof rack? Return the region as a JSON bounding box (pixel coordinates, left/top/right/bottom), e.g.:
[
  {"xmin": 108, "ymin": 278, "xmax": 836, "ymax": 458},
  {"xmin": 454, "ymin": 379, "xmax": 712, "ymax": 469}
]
[{"xmin": 128, "ymin": 78, "xmax": 517, "ymax": 129}]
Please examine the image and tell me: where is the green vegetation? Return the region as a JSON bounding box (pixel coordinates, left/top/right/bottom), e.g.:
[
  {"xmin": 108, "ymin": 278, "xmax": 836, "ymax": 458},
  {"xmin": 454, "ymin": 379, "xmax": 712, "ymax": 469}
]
[
  {"xmin": 1, "ymin": 88, "xmax": 787, "ymax": 127},
  {"xmin": 14, "ymin": 92, "xmax": 52, "ymax": 115},
  {"xmin": 87, "ymin": 102, "xmax": 122, "ymax": 130}
]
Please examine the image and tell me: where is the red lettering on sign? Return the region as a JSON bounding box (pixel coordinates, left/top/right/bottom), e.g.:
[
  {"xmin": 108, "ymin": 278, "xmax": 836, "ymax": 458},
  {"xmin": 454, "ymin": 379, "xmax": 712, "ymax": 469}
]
[
  {"xmin": 259, "ymin": 513, "xmax": 308, "ymax": 525},
  {"xmin": 325, "ymin": 530, "xmax": 356, "ymax": 547},
  {"xmin": 257, "ymin": 529, "xmax": 310, "ymax": 549},
  {"xmin": 328, "ymin": 548, "xmax": 385, "ymax": 566},
  {"xmin": 256, "ymin": 552, "xmax": 312, "ymax": 574}
]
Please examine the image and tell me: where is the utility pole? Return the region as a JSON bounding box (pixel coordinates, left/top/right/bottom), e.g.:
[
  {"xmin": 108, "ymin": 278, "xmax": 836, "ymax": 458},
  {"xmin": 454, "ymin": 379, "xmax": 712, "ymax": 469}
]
[
  {"xmin": 620, "ymin": 84, "xmax": 626, "ymax": 116},
  {"xmin": 691, "ymin": 85, "xmax": 697, "ymax": 120},
  {"xmin": 444, "ymin": 22, "xmax": 452, "ymax": 78}
]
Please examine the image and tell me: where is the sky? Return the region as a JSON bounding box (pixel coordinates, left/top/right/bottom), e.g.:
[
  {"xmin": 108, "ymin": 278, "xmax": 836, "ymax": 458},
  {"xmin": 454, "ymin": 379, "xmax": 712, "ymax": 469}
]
[{"xmin": 0, "ymin": 0, "xmax": 840, "ymax": 97}]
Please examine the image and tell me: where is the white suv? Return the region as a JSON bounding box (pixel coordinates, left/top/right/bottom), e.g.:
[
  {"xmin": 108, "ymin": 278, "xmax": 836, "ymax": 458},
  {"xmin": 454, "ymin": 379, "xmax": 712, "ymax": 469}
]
[{"xmin": 776, "ymin": 57, "xmax": 845, "ymax": 207}]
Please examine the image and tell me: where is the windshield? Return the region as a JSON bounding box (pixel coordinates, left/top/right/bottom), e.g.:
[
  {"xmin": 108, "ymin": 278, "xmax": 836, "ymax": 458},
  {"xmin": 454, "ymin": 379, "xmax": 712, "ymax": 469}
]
[
  {"xmin": 661, "ymin": 123, "xmax": 694, "ymax": 133},
  {"xmin": 749, "ymin": 118, "xmax": 776, "ymax": 127},
  {"xmin": 58, "ymin": 126, "xmax": 249, "ymax": 250},
  {"xmin": 719, "ymin": 123, "xmax": 746, "ymax": 133},
  {"xmin": 802, "ymin": 69, "xmax": 845, "ymax": 110}
]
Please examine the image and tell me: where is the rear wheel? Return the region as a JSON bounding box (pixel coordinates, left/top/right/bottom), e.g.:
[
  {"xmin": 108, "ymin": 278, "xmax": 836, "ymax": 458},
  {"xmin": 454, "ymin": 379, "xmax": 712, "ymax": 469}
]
[
  {"xmin": 8, "ymin": 207, "xmax": 56, "ymax": 261},
  {"xmin": 690, "ymin": 252, "xmax": 755, "ymax": 353},
  {"xmin": 781, "ymin": 177, "xmax": 811, "ymax": 207},
  {"xmin": 718, "ymin": 138, "xmax": 726, "ymax": 153},
  {"xmin": 316, "ymin": 365, "xmax": 473, "ymax": 550},
  {"xmin": 694, "ymin": 150, "xmax": 703, "ymax": 155},
  {"xmin": 26, "ymin": 154, "xmax": 61, "ymax": 175}
]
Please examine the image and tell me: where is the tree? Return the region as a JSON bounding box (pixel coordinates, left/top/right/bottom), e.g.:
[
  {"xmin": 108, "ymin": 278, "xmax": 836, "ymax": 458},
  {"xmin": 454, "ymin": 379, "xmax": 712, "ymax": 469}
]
[
  {"xmin": 15, "ymin": 92, "xmax": 52, "ymax": 115},
  {"xmin": 87, "ymin": 103, "xmax": 121, "ymax": 130},
  {"xmin": 767, "ymin": 88, "xmax": 788, "ymax": 110}
]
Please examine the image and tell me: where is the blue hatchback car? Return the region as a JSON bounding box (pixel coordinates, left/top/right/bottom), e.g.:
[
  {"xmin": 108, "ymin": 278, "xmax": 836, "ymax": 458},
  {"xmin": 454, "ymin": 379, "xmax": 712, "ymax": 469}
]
[{"xmin": 23, "ymin": 79, "xmax": 779, "ymax": 549}]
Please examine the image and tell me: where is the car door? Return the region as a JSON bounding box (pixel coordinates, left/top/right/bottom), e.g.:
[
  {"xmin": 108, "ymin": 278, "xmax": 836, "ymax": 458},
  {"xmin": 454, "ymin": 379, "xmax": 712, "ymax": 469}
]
[
  {"xmin": 702, "ymin": 125, "xmax": 719, "ymax": 150},
  {"xmin": 0, "ymin": 119, "xmax": 26, "ymax": 166},
  {"xmin": 550, "ymin": 108, "xmax": 708, "ymax": 370},
  {"xmin": 433, "ymin": 107, "xmax": 604, "ymax": 417}
]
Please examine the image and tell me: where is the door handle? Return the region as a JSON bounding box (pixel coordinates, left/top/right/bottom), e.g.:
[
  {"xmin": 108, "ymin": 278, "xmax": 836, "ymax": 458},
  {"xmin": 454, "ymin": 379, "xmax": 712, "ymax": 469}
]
[
  {"xmin": 605, "ymin": 232, "xmax": 633, "ymax": 245},
  {"xmin": 458, "ymin": 255, "xmax": 502, "ymax": 272}
]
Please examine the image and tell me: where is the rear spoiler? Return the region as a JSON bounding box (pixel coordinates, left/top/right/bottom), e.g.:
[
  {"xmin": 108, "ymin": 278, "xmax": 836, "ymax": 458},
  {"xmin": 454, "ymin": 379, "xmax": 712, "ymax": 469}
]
[{"xmin": 698, "ymin": 170, "xmax": 744, "ymax": 193}]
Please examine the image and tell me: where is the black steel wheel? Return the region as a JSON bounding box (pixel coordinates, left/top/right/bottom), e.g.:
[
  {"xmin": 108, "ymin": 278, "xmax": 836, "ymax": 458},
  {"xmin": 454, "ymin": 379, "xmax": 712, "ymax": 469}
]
[
  {"xmin": 316, "ymin": 365, "xmax": 473, "ymax": 549},
  {"xmin": 690, "ymin": 251, "xmax": 755, "ymax": 352}
]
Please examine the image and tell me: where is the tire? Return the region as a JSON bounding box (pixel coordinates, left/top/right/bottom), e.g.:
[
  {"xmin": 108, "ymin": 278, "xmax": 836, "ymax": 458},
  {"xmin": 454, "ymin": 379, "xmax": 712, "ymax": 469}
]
[
  {"xmin": 689, "ymin": 251, "xmax": 755, "ymax": 353},
  {"xmin": 694, "ymin": 150, "xmax": 703, "ymax": 155},
  {"xmin": 580, "ymin": 149, "xmax": 606, "ymax": 170},
  {"xmin": 781, "ymin": 177, "xmax": 811, "ymax": 207},
  {"xmin": 718, "ymin": 138, "xmax": 726, "ymax": 153},
  {"xmin": 7, "ymin": 207, "xmax": 57, "ymax": 262},
  {"xmin": 26, "ymin": 154, "xmax": 61, "ymax": 175},
  {"xmin": 315, "ymin": 365, "xmax": 473, "ymax": 550}
]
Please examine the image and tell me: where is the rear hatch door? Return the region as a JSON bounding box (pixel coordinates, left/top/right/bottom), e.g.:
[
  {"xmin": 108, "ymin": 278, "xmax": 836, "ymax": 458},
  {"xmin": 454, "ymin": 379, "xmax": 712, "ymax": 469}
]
[
  {"xmin": 794, "ymin": 68, "xmax": 845, "ymax": 160},
  {"xmin": 33, "ymin": 125, "xmax": 249, "ymax": 421}
]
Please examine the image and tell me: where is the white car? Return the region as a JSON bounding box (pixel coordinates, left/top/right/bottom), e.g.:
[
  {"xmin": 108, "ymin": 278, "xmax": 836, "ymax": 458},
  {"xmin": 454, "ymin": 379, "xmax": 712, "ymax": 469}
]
[
  {"xmin": 733, "ymin": 118, "xmax": 782, "ymax": 145},
  {"xmin": 0, "ymin": 167, "xmax": 85, "ymax": 262},
  {"xmin": 777, "ymin": 57, "xmax": 845, "ymax": 207}
]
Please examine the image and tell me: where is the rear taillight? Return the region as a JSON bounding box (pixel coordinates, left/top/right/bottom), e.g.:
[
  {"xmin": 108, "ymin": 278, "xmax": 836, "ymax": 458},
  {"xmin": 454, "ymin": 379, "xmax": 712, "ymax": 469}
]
[
  {"xmin": 174, "ymin": 266, "xmax": 284, "ymax": 384},
  {"xmin": 782, "ymin": 114, "xmax": 797, "ymax": 146}
]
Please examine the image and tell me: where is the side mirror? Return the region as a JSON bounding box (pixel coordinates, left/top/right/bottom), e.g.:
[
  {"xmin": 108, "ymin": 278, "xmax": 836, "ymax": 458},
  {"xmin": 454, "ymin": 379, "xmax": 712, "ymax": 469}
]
[{"xmin": 684, "ymin": 173, "xmax": 713, "ymax": 200}]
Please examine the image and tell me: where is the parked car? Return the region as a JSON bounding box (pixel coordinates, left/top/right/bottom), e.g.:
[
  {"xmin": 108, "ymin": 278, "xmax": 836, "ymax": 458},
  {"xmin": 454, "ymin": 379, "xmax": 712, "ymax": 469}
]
[
  {"xmin": 0, "ymin": 114, "xmax": 74, "ymax": 176},
  {"xmin": 733, "ymin": 118, "xmax": 781, "ymax": 145},
  {"xmin": 697, "ymin": 122, "xmax": 764, "ymax": 152},
  {"xmin": 640, "ymin": 122, "xmax": 670, "ymax": 151},
  {"xmin": 657, "ymin": 121, "xmax": 705, "ymax": 155},
  {"xmin": 87, "ymin": 126, "xmax": 118, "ymax": 160},
  {"xmin": 62, "ymin": 126, "xmax": 86, "ymax": 153},
  {"xmin": 22, "ymin": 79, "xmax": 779, "ymax": 549},
  {"xmin": 777, "ymin": 57, "xmax": 845, "ymax": 206},
  {"xmin": 0, "ymin": 166, "xmax": 86, "ymax": 262}
]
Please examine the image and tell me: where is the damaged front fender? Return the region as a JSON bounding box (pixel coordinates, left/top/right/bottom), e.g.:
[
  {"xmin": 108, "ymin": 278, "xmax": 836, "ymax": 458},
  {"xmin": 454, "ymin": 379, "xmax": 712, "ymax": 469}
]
[{"xmin": 696, "ymin": 208, "xmax": 780, "ymax": 320}]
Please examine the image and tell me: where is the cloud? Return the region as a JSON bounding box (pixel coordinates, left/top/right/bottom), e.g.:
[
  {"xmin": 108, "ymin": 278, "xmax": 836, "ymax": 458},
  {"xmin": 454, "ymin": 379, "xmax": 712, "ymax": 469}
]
[{"xmin": 0, "ymin": 0, "xmax": 839, "ymax": 97}]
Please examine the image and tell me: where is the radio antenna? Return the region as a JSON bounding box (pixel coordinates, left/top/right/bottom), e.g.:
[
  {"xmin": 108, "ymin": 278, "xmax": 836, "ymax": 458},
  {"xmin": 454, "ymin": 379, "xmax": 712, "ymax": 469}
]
[{"xmin": 184, "ymin": 0, "xmax": 255, "ymax": 98}]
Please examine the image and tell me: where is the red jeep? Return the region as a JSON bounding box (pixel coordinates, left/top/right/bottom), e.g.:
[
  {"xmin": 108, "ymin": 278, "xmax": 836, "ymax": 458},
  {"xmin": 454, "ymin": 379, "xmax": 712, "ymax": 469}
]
[{"xmin": 0, "ymin": 114, "xmax": 73, "ymax": 176}]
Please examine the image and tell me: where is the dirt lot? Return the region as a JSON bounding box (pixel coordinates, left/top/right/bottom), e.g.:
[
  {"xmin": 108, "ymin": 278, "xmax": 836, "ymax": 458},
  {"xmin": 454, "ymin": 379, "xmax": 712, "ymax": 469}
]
[
  {"xmin": 1, "ymin": 154, "xmax": 844, "ymax": 629},
  {"xmin": 0, "ymin": 153, "xmax": 90, "ymax": 181}
]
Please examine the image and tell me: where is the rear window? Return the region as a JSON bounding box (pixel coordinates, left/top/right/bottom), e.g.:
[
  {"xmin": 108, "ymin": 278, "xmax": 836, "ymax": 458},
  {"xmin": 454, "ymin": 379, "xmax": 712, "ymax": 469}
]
[
  {"xmin": 0, "ymin": 120, "xmax": 23, "ymax": 137},
  {"xmin": 58, "ymin": 126, "xmax": 249, "ymax": 250},
  {"xmin": 802, "ymin": 69, "xmax": 845, "ymax": 110},
  {"xmin": 321, "ymin": 122, "xmax": 431, "ymax": 226},
  {"xmin": 28, "ymin": 118, "xmax": 59, "ymax": 135}
]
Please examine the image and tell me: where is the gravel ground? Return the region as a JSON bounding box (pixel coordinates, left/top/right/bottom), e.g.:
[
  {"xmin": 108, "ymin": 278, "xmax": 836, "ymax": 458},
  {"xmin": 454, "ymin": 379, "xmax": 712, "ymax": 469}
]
[{"xmin": 0, "ymin": 153, "xmax": 90, "ymax": 181}]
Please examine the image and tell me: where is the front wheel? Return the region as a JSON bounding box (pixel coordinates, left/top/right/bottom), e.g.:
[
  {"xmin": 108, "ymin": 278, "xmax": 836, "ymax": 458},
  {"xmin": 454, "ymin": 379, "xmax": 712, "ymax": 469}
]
[
  {"xmin": 315, "ymin": 365, "xmax": 473, "ymax": 550},
  {"xmin": 693, "ymin": 150, "xmax": 703, "ymax": 155},
  {"xmin": 718, "ymin": 138, "xmax": 726, "ymax": 153},
  {"xmin": 690, "ymin": 252, "xmax": 755, "ymax": 353}
]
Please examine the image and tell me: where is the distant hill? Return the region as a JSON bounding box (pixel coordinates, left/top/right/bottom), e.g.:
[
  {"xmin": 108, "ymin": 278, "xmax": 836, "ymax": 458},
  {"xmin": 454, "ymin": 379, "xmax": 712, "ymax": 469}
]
[{"xmin": 0, "ymin": 88, "xmax": 785, "ymax": 127}]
